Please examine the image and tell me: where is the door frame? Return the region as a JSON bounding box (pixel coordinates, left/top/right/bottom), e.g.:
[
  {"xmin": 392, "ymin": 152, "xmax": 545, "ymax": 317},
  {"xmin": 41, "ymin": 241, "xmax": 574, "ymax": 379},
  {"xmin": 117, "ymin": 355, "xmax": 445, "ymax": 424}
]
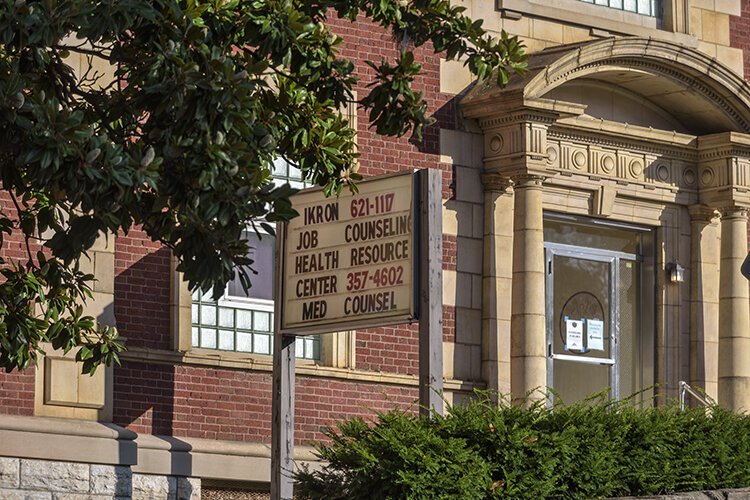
[{"xmin": 545, "ymin": 242, "xmax": 640, "ymax": 402}]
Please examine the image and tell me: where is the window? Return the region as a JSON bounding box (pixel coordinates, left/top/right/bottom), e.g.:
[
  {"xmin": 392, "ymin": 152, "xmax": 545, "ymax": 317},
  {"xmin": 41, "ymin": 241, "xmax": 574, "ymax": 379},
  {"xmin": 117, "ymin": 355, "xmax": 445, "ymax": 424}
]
[
  {"xmin": 189, "ymin": 159, "xmax": 320, "ymax": 360},
  {"xmin": 579, "ymin": 0, "xmax": 658, "ymax": 17},
  {"xmin": 496, "ymin": 0, "xmax": 692, "ymax": 40}
]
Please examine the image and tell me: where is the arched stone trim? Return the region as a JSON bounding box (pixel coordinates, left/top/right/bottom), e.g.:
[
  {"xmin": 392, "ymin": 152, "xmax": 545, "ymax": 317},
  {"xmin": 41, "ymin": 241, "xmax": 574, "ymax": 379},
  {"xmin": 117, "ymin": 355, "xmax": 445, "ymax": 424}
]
[{"xmin": 463, "ymin": 37, "xmax": 750, "ymax": 134}]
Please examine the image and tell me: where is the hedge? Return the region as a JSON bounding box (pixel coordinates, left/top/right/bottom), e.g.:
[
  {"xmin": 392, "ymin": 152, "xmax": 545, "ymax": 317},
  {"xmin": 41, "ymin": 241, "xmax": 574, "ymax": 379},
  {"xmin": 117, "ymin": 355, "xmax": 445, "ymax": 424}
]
[{"xmin": 295, "ymin": 393, "xmax": 750, "ymax": 499}]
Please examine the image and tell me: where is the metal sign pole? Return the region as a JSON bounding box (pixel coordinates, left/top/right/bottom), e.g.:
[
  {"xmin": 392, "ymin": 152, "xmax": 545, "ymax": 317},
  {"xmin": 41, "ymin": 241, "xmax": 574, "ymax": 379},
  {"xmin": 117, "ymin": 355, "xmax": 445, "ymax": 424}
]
[
  {"xmin": 271, "ymin": 332, "xmax": 295, "ymax": 499},
  {"xmin": 418, "ymin": 168, "xmax": 444, "ymax": 416},
  {"xmin": 272, "ymin": 222, "xmax": 295, "ymax": 499}
]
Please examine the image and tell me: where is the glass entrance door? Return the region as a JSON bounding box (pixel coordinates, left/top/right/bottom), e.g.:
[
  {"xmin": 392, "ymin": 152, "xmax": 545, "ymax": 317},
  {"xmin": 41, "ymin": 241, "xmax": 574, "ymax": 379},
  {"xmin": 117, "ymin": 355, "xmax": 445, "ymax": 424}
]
[
  {"xmin": 546, "ymin": 246, "xmax": 645, "ymax": 403},
  {"xmin": 544, "ymin": 215, "xmax": 651, "ymax": 405},
  {"xmin": 547, "ymin": 249, "xmax": 616, "ymax": 403}
]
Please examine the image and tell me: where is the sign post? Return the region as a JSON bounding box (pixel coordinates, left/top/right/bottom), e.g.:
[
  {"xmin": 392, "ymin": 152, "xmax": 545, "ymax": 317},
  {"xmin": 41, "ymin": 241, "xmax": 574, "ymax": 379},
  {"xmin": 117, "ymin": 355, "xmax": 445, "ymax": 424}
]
[
  {"xmin": 270, "ymin": 332, "xmax": 295, "ymax": 500},
  {"xmin": 417, "ymin": 168, "xmax": 443, "ymax": 416},
  {"xmin": 270, "ymin": 170, "xmax": 442, "ymax": 498},
  {"xmin": 271, "ymin": 225, "xmax": 295, "ymax": 500}
]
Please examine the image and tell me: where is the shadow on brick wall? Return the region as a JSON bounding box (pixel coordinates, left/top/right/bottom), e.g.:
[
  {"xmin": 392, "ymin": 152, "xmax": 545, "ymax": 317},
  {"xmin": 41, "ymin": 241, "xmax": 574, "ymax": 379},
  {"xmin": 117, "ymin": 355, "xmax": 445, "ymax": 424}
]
[
  {"xmin": 113, "ymin": 241, "xmax": 197, "ymax": 477},
  {"xmin": 114, "ymin": 245, "xmax": 172, "ymax": 350}
]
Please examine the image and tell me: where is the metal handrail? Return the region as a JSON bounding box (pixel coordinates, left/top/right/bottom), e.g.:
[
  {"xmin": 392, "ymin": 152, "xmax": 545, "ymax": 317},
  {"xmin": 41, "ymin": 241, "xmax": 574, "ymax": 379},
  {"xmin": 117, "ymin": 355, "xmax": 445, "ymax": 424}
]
[{"xmin": 679, "ymin": 380, "xmax": 711, "ymax": 411}]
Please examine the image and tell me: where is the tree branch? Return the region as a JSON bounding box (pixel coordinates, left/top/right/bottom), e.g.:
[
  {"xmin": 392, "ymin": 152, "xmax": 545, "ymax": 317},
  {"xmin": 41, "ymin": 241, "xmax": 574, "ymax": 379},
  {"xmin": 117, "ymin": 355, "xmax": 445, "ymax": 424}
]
[{"xmin": 52, "ymin": 44, "xmax": 111, "ymax": 59}]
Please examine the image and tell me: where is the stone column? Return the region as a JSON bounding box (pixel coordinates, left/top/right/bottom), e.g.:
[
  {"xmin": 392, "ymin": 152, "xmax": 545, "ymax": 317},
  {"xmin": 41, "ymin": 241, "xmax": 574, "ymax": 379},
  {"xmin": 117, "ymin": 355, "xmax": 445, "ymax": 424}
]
[
  {"xmin": 510, "ymin": 175, "xmax": 546, "ymax": 402},
  {"xmin": 481, "ymin": 174, "xmax": 514, "ymax": 398},
  {"xmin": 717, "ymin": 206, "xmax": 750, "ymax": 411},
  {"xmin": 688, "ymin": 205, "xmax": 720, "ymax": 402}
]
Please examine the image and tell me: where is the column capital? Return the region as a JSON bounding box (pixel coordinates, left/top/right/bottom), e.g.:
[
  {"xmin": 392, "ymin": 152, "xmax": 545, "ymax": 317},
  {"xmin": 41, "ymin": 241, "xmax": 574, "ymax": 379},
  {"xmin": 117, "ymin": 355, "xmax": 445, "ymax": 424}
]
[
  {"xmin": 511, "ymin": 174, "xmax": 545, "ymax": 189},
  {"xmin": 719, "ymin": 205, "xmax": 749, "ymax": 218},
  {"xmin": 688, "ymin": 204, "xmax": 720, "ymax": 223},
  {"xmin": 481, "ymin": 173, "xmax": 513, "ymax": 193}
]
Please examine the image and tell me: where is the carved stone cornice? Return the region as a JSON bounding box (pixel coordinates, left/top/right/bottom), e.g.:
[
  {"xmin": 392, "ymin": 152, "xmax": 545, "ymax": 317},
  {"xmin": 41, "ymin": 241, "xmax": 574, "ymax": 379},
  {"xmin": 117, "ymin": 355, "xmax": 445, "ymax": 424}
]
[
  {"xmin": 697, "ymin": 132, "xmax": 750, "ymax": 161},
  {"xmin": 696, "ymin": 133, "xmax": 750, "ymax": 208},
  {"xmin": 462, "ymin": 90, "xmax": 586, "ymax": 126},
  {"xmin": 477, "ymin": 109, "xmax": 558, "ymax": 131}
]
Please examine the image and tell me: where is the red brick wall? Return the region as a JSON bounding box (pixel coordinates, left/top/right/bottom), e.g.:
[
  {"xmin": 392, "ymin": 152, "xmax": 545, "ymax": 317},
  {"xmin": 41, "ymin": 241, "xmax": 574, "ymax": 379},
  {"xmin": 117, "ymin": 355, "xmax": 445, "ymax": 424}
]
[
  {"xmin": 332, "ymin": 15, "xmax": 457, "ymax": 198},
  {"xmin": 730, "ymin": 4, "xmax": 750, "ymax": 81},
  {"xmin": 296, "ymin": 376, "xmax": 417, "ymax": 443},
  {"xmin": 0, "ymin": 191, "xmax": 41, "ymax": 414},
  {"xmin": 356, "ymin": 325, "xmax": 420, "ymax": 374},
  {"xmin": 114, "ymin": 230, "xmax": 172, "ymax": 350},
  {"xmin": 0, "ymin": 369, "xmax": 35, "ymax": 417},
  {"xmin": 114, "ymin": 361, "xmax": 417, "ymax": 443}
]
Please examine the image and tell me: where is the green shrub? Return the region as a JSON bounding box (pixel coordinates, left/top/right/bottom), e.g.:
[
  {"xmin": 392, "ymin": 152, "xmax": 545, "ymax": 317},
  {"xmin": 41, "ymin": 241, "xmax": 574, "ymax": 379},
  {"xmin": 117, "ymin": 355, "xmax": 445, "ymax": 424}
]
[
  {"xmin": 295, "ymin": 393, "xmax": 750, "ymax": 499},
  {"xmin": 295, "ymin": 410, "xmax": 492, "ymax": 499}
]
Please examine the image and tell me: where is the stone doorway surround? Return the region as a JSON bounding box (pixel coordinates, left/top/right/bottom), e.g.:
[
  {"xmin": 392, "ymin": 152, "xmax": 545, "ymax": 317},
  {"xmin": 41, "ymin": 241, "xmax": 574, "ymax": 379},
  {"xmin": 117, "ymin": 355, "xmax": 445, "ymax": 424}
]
[{"xmin": 461, "ymin": 37, "xmax": 750, "ymax": 411}]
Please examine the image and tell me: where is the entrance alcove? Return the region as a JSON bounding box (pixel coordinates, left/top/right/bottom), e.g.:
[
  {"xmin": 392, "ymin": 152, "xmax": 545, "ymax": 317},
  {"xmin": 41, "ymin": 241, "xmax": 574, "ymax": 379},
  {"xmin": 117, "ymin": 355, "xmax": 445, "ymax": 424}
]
[{"xmin": 461, "ymin": 37, "xmax": 750, "ymax": 411}]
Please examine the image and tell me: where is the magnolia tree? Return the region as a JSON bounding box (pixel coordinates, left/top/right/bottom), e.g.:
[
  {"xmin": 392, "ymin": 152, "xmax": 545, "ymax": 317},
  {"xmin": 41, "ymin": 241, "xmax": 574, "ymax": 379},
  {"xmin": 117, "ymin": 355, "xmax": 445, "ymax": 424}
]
[{"xmin": 0, "ymin": 0, "xmax": 527, "ymax": 373}]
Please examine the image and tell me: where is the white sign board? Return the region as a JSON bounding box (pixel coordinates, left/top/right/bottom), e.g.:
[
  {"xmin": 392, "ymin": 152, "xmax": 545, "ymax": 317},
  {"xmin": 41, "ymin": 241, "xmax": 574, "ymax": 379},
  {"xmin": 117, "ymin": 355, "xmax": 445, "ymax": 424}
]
[
  {"xmin": 565, "ymin": 319, "xmax": 584, "ymax": 352},
  {"xmin": 280, "ymin": 172, "xmax": 415, "ymax": 334},
  {"xmin": 587, "ymin": 319, "xmax": 605, "ymax": 351}
]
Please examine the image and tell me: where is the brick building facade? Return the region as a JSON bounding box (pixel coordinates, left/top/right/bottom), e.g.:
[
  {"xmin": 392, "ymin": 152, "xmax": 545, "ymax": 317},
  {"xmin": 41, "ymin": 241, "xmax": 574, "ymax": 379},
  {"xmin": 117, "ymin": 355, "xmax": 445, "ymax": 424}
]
[{"xmin": 3, "ymin": 1, "xmax": 750, "ymax": 498}]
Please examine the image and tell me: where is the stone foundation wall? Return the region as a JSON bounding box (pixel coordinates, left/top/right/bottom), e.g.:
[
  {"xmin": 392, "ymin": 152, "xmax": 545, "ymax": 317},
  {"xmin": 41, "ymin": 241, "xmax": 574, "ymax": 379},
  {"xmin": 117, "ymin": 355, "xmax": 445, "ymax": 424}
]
[{"xmin": 0, "ymin": 457, "xmax": 199, "ymax": 499}]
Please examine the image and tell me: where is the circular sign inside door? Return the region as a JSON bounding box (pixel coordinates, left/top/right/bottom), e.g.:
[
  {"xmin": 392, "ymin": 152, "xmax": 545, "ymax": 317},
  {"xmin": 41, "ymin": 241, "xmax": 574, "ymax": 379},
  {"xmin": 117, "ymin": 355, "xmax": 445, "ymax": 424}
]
[{"xmin": 559, "ymin": 291, "xmax": 605, "ymax": 354}]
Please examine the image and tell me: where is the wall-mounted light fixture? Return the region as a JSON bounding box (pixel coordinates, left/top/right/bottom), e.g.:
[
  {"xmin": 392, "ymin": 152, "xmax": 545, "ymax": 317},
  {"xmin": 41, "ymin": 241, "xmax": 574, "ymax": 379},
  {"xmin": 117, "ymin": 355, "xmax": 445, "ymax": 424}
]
[{"xmin": 666, "ymin": 263, "xmax": 685, "ymax": 283}]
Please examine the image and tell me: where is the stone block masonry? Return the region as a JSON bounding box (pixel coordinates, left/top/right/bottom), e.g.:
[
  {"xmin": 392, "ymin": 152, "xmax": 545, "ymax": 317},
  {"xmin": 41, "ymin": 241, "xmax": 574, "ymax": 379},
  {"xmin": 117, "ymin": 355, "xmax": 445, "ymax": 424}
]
[{"xmin": 0, "ymin": 458, "xmax": 199, "ymax": 500}]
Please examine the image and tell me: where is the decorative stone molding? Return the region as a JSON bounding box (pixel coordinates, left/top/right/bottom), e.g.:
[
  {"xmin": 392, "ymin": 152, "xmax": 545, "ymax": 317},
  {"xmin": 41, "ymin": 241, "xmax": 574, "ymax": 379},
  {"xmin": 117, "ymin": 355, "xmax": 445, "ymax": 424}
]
[
  {"xmin": 480, "ymin": 173, "xmax": 513, "ymax": 193},
  {"xmin": 546, "ymin": 133, "xmax": 698, "ymax": 194},
  {"xmin": 466, "ymin": 101, "xmax": 579, "ymax": 181},
  {"xmin": 545, "ymin": 58, "xmax": 750, "ymax": 132},
  {"xmin": 34, "ymin": 343, "xmax": 113, "ymax": 422},
  {"xmin": 461, "ymin": 36, "xmax": 750, "ymax": 411},
  {"xmin": 480, "ymin": 118, "xmax": 553, "ymax": 168},
  {"xmin": 548, "ymin": 122, "xmax": 698, "ymax": 161},
  {"xmin": 460, "ymin": 38, "xmax": 750, "ymax": 206},
  {"xmin": 698, "ymin": 133, "xmax": 750, "ymax": 208}
]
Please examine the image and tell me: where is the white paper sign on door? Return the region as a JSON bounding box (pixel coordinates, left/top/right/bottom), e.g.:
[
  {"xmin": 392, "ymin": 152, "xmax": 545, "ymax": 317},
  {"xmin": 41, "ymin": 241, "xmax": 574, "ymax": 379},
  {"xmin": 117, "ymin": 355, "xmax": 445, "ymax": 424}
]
[
  {"xmin": 587, "ymin": 319, "xmax": 605, "ymax": 351},
  {"xmin": 565, "ymin": 319, "xmax": 584, "ymax": 352}
]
